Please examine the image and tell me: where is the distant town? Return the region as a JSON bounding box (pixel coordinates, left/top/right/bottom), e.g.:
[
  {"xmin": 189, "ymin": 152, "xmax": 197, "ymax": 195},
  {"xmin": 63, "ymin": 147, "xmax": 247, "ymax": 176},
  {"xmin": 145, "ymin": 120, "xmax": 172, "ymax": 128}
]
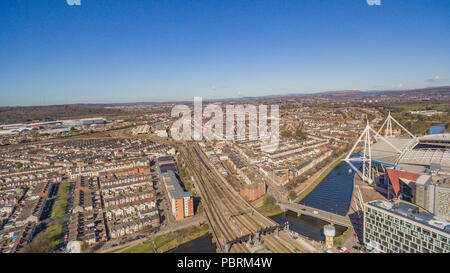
[{"xmin": 0, "ymin": 87, "xmax": 449, "ymax": 253}]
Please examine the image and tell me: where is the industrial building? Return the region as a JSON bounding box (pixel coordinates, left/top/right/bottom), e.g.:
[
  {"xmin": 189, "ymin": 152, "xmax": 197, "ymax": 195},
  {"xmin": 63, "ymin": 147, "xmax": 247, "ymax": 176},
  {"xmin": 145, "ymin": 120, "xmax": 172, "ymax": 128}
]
[
  {"xmin": 157, "ymin": 156, "xmax": 194, "ymax": 221},
  {"xmin": 364, "ymin": 199, "xmax": 449, "ymax": 253},
  {"xmin": 0, "ymin": 117, "xmax": 107, "ymax": 136},
  {"xmin": 79, "ymin": 117, "xmax": 107, "ymax": 126}
]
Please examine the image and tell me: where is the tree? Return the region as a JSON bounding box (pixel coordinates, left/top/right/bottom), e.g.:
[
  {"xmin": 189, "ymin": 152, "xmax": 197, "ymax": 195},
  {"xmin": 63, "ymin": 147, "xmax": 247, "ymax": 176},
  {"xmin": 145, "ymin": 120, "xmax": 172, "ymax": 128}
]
[
  {"xmin": 294, "ymin": 128, "xmax": 307, "ymax": 141},
  {"xmin": 22, "ymin": 230, "xmax": 54, "ymax": 253},
  {"xmin": 264, "ymin": 195, "xmax": 275, "ymax": 206},
  {"xmin": 288, "ymin": 191, "xmax": 297, "ymax": 201},
  {"xmin": 280, "ymin": 130, "xmax": 292, "ymax": 138}
]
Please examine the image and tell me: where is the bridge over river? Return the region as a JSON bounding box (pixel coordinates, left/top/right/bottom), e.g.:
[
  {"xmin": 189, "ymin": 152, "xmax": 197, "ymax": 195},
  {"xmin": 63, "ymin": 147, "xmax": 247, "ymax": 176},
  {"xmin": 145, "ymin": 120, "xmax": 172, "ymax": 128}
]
[{"xmin": 278, "ymin": 202, "xmax": 353, "ymax": 228}]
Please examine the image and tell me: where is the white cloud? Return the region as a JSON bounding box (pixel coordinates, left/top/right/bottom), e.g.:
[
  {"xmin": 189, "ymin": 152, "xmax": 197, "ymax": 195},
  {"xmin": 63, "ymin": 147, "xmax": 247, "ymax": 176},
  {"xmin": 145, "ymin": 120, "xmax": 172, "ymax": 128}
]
[
  {"xmin": 391, "ymin": 83, "xmax": 403, "ymax": 89},
  {"xmin": 428, "ymin": 75, "xmax": 442, "ymax": 82}
]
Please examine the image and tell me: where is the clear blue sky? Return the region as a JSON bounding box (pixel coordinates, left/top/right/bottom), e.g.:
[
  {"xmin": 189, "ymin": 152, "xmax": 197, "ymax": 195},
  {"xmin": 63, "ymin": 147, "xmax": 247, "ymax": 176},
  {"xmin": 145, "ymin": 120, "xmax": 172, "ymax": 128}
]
[{"xmin": 0, "ymin": 0, "xmax": 449, "ymax": 106}]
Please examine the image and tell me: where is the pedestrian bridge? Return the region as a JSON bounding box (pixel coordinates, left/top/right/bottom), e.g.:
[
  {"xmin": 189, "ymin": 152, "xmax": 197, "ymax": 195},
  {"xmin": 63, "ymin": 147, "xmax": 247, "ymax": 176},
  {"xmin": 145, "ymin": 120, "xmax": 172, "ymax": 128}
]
[{"xmin": 278, "ymin": 202, "xmax": 352, "ymax": 227}]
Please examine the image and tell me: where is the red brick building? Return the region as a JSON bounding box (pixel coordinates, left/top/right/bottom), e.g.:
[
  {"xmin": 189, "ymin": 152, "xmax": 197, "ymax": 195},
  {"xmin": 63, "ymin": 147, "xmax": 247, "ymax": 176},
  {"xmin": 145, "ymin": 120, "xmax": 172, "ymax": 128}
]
[{"xmin": 240, "ymin": 182, "xmax": 266, "ymax": 201}]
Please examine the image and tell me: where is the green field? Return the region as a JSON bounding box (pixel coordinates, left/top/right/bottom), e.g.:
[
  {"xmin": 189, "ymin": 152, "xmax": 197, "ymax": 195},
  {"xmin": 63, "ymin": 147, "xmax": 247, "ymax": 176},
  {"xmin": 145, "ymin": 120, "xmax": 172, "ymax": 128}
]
[
  {"xmin": 154, "ymin": 232, "xmax": 173, "ymax": 247},
  {"xmin": 121, "ymin": 242, "xmax": 154, "ymax": 253},
  {"xmin": 257, "ymin": 202, "xmax": 283, "ymax": 217},
  {"xmin": 57, "ymin": 182, "xmax": 71, "ymax": 196},
  {"xmin": 114, "ymin": 225, "xmax": 210, "ymax": 253},
  {"xmin": 51, "ymin": 199, "xmax": 67, "ymax": 219}
]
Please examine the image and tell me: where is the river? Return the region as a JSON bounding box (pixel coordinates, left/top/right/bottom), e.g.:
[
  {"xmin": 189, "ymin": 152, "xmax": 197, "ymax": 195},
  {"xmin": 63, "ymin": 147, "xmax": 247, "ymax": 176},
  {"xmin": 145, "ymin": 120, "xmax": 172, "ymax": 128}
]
[
  {"xmin": 428, "ymin": 123, "xmax": 446, "ymax": 134},
  {"xmin": 168, "ymin": 233, "xmax": 215, "ymax": 253},
  {"xmin": 299, "ymin": 159, "xmax": 355, "ymax": 216},
  {"xmin": 270, "ymin": 157, "xmax": 359, "ymax": 241}
]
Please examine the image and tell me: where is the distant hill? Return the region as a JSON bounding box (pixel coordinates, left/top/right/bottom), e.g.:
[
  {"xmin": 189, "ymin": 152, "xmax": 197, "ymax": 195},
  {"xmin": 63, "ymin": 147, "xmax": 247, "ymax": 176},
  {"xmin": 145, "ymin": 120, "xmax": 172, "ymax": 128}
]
[
  {"xmin": 1, "ymin": 86, "xmax": 449, "ymax": 120},
  {"xmin": 312, "ymin": 90, "xmax": 364, "ymax": 98},
  {"xmin": 0, "ymin": 105, "xmax": 124, "ymax": 125},
  {"xmin": 301, "ymin": 86, "xmax": 450, "ymax": 99}
]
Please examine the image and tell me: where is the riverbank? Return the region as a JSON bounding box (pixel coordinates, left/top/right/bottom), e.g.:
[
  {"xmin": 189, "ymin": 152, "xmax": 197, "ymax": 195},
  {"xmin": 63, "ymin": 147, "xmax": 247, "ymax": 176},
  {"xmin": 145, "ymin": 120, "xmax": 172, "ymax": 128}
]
[
  {"xmin": 294, "ymin": 153, "xmax": 347, "ymax": 203},
  {"xmin": 108, "ymin": 224, "xmax": 210, "ymax": 253},
  {"xmin": 333, "ymin": 226, "xmax": 353, "ymax": 246},
  {"xmin": 256, "ymin": 202, "xmax": 283, "ymax": 217}
]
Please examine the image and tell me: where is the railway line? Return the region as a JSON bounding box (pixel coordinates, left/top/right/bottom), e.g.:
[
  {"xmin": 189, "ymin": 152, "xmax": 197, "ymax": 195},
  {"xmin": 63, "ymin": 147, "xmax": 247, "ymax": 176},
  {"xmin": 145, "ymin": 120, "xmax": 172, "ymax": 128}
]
[
  {"xmin": 179, "ymin": 145, "xmax": 245, "ymax": 252},
  {"xmin": 177, "ymin": 142, "xmax": 295, "ymax": 253}
]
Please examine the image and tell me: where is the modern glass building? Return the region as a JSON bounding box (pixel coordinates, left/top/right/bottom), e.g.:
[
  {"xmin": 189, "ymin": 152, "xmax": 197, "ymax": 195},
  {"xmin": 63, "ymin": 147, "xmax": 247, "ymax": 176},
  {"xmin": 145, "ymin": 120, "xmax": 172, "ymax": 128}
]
[{"xmin": 363, "ymin": 199, "xmax": 450, "ymax": 253}]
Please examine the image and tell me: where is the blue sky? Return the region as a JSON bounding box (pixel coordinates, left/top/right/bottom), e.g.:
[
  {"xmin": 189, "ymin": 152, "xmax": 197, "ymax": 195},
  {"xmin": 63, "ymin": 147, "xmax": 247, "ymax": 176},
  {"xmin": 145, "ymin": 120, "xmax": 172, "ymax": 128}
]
[{"xmin": 0, "ymin": 0, "xmax": 449, "ymax": 106}]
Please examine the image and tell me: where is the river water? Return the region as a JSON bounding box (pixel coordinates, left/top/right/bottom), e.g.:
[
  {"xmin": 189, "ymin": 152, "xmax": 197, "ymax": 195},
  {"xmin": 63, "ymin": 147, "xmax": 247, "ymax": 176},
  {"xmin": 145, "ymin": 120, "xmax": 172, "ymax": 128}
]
[
  {"xmin": 270, "ymin": 158, "xmax": 358, "ymax": 241},
  {"xmin": 299, "ymin": 160, "xmax": 355, "ymax": 216},
  {"xmin": 168, "ymin": 233, "xmax": 215, "ymax": 253},
  {"xmin": 428, "ymin": 123, "xmax": 446, "ymax": 134}
]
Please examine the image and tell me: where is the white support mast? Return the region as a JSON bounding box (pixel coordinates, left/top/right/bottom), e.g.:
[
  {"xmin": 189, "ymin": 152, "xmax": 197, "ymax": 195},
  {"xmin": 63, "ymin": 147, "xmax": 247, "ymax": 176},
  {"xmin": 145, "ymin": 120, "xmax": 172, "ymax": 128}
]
[
  {"xmin": 362, "ymin": 120, "xmax": 373, "ymax": 183},
  {"xmin": 345, "ymin": 118, "xmax": 403, "ymax": 184},
  {"xmin": 377, "ymin": 112, "xmax": 415, "ymax": 138}
]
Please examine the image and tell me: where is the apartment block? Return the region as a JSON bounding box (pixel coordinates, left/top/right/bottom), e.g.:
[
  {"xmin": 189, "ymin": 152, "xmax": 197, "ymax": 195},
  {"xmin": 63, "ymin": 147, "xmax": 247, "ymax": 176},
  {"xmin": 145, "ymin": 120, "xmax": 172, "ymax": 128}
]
[
  {"xmin": 364, "ymin": 199, "xmax": 449, "ymax": 253},
  {"xmin": 158, "ymin": 157, "xmax": 194, "ymax": 221}
]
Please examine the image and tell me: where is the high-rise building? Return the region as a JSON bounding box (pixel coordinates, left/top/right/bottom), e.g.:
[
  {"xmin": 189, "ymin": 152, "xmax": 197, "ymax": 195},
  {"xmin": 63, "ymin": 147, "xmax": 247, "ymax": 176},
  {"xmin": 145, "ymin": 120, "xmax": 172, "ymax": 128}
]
[
  {"xmin": 363, "ymin": 199, "xmax": 450, "ymax": 253},
  {"xmin": 157, "ymin": 157, "xmax": 194, "ymax": 221}
]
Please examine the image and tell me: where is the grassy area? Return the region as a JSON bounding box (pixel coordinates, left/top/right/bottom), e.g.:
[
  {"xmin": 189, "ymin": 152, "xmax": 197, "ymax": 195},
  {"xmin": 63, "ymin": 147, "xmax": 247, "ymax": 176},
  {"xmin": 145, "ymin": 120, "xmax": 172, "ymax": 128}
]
[
  {"xmin": 257, "ymin": 202, "xmax": 283, "ymax": 217},
  {"xmin": 334, "ymin": 227, "xmax": 353, "ymax": 247},
  {"xmin": 176, "ymin": 155, "xmax": 193, "ymax": 192},
  {"xmin": 154, "ymin": 232, "xmax": 173, "ymax": 247},
  {"xmin": 393, "ymin": 102, "xmax": 450, "ymax": 112},
  {"xmin": 57, "ymin": 182, "xmax": 70, "ymax": 196},
  {"xmin": 51, "ymin": 199, "xmax": 67, "ymax": 219},
  {"xmin": 115, "ymin": 224, "xmax": 210, "ymax": 253},
  {"xmin": 105, "ymin": 246, "xmax": 129, "ymax": 253},
  {"xmin": 256, "ymin": 195, "xmax": 283, "ymax": 217},
  {"xmin": 156, "ymin": 226, "xmax": 209, "ymax": 253},
  {"xmin": 47, "ymin": 224, "xmax": 62, "ymax": 248},
  {"xmin": 121, "ymin": 242, "xmax": 154, "ymax": 253}
]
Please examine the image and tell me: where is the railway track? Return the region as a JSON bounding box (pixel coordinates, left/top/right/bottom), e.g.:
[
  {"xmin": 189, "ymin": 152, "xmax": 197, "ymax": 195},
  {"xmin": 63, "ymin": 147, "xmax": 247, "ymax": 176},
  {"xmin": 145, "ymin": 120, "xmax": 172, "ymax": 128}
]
[
  {"xmin": 178, "ymin": 145, "xmax": 247, "ymax": 252},
  {"xmin": 177, "ymin": 142, "xmax": 294, "ymax": 253}
]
